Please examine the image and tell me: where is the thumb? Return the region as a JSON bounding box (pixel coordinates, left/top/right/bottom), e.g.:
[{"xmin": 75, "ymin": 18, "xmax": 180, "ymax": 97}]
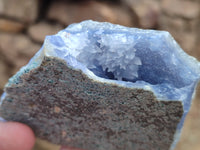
[{"xmin": 0, "ymin": 122, "xmax": 35, "ymax": 150}]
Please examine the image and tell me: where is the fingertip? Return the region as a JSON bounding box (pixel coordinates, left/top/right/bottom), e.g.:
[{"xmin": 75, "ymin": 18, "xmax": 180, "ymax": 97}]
[{"xmin": 0, "ymin": 122, "xmax": 35, "ymax": 150}]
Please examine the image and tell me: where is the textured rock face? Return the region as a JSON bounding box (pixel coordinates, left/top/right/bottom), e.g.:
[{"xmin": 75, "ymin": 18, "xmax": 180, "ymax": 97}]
[
  {"xmin": 159, "ymin": 0, "xmax": 200, "ymax": 59},
  {"xmin": 28, "ymin": 22, "xmax": 63, "ymax": 44},
  {"xmin": 0, "ymin": 57, "xmax": 8, "ymax": 93},
  {"xmin": 161, "ymin": 0, "xmax": 199, "ymax": 19},
  {"xmin": 0, "ymin": 18, "xmax": 25, "ymax": 33},
  {"xmin": 47, "ymin": 0, "xmax": 138, "ymax": 27},
  {"xmin": 0, "ymin": 57, "xmax": 183, "ymax": 150},
  {"xmin": 0, "ymin": 0, "xmax": 38, "ymax": 23},
  {"xmin": 0, "ymin": 21, "xmax": 200, "ymax": 150},
  {"xmin": 0, "ymin": 33, "xmax": 41, "ymax": 73},
  {"xmin": 124, "ymin": 0, "xmax": 160, "ymax": 29}
]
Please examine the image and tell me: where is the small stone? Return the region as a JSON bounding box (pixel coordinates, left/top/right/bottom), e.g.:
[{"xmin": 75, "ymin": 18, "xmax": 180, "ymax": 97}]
[
  {"xmin": 159, "ymin": 15, "xmax": 186, "ymax": 32},
  {"xmin": 161, "ymin": 0, "xmax": 199, "ymax": 19},
  {"xmin": 28, "ymin": 22, "xmax": 63, "ymax": 43},
  {"xmin": 0, "ymin": 21, "xmax": 200, "ymax": 150},
  {"xmin": 0, "ymin": 18, "xmax": 25, "ymax": 33},
  {"xmin": 159, "ymin": 14, "xmax": 199, "ymax": 55},
  {"xmin": 0, "ymin": 0, "xmax": 38, "ymax": 23},
  {"xmin": 0, "ymin": 58, "xmax": 8, "ymax": 93},
  {"xmin": 47, "ymin": 0, "xmax": 138, "ymax": 27},
  {"xmin": 124, "ymin": 0, "xmax": 160, "ymax": 29},
  {"xmin": 173, "ymin": 32, "xmax": 197, "ymax": 55},
  {"xmin": 0, "ymin": 33, "xmax": 41, "ymax": 72}
]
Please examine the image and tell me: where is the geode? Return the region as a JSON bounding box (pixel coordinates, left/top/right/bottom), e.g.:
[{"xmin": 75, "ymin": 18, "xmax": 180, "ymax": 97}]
[{"xmin": 0, "ymin": 20, "xmax": 200, "ymax": 150}]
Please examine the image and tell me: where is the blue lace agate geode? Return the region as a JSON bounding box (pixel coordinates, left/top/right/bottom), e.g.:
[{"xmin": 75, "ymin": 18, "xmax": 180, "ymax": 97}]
[{"xmin": 0, "ymin": 20, "xmax": 200, "ymax": 150}]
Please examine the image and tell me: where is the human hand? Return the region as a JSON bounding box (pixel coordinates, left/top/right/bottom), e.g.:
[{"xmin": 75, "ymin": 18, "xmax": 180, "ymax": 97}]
[
  {"xmin": 0, "ymin": 122, "xmax": 84, "ymax": 150},
  {"xmin": 0, "ymin": 122, "xmax": 35, "ymax": 150}
]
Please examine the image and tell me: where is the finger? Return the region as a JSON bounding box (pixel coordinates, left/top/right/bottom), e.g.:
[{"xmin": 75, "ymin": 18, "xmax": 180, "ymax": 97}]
[{"xmin": 0, "ymin": 122, "xmax": 35, "ymax": 150}]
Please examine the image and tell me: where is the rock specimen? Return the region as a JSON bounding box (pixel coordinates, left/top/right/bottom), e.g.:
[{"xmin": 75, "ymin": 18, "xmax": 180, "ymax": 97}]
[
  {"xmin": 0, "ymin": 18, "xmax": 25, "ymax": 33},
  {"xmin": 0, "ymin": 20, "xmax": 200, "ymax": 150}
]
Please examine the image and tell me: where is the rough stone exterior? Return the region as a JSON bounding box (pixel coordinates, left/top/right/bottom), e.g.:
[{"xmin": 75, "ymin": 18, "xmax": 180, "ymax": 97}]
[
  {"xmin": 0, "ymin": 0, "xmax": 199, "ymax": 149},
  {"xmin": 0, "ymin": 57, "xmax": 183, "ymax": 150}
]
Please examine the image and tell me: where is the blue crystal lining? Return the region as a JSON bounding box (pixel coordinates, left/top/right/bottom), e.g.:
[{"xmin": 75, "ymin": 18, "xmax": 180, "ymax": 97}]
[
  {"xmin": 5, "ymin": 20, "xmax": 200, "ymax": 111},
  {"xmin": 62, "ymin": 21, "xmax": 199, "ymax": 102}
]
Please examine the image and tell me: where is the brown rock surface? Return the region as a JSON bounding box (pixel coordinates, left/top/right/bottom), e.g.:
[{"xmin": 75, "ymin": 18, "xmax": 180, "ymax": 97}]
[
  {"xmin": 161, "ymin": 0, "xmax": 199, "ymax": 19},
  {"xmin": 0, "ymin": 0, "xmax": 38, "ymax": 23},
  {"xmin": 0, "ymin": 18, "xmax": 25, "ymax": 33},
  {"xmin": 123, "ymin": 0, "xmax": 160, "ymax": 28},
  {"xmin": 28, "ymin": 22, "xmax": 63, "ymax": 43},
  {"xmin": 0, "ymin": 57, "xmax": 183, "ymax": 150},
  {"xmin": 175, "ymin": 84, "xmax": 200, "ymax": 150},
  {"xmin": 0, "ymin": 33, "xmax": 41, "ymax": 73},
  {"xmin": 159, "ymin": 0, "xmax": 200, "ymax": 57},
  {"xmin": 0, "ymin": 56, "xmax": 8, "ymax": 93},
  {"xmin": 47, "ymin": 0, "xmax": 138, "ymax": 27},
  {"xmin": 159, "ymin": 16, "xmax": 197, "ymax": 55}
]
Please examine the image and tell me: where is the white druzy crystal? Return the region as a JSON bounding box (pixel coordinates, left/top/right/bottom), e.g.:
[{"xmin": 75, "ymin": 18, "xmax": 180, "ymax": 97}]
[{"xmin": 64, "ymin": 30, "xmax": 141, "ymax": 80}]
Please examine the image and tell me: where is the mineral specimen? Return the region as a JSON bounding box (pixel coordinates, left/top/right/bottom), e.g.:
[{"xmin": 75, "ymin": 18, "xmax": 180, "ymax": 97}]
[{"xmin": 0, "ymin": 20, "xmax": 200, "ymax": 150}]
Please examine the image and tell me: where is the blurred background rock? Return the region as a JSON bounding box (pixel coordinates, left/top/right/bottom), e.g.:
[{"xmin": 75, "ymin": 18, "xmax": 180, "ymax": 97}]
[{"xmin": 0, "ymin": 0, "xmax": 199, "ymax": 150}]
